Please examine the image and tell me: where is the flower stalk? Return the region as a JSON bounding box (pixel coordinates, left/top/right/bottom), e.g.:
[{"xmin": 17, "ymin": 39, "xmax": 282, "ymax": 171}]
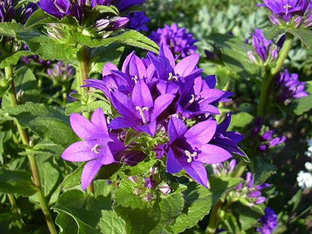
[
  {"xmin": 5, "ymin": 66, "xmax": 58, "ymax": 234},
  {"xmin": 77, "ymin": 46, "xmax": 89, "ymax": 95},
  {"xmin": 257, "ymin": 33, "xmax": 294, "ymax": 117}
]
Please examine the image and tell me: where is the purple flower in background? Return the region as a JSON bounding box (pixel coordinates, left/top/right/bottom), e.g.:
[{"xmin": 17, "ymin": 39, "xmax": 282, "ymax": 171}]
[
  {"xmin": 17, "ymin": 2, "xmax": 38, "ymax": 24},
  {"xmin": 275, "ymin": 68, "xmax": 308, "ymax": 103},
  {"xmin": 61, "ymin": 109, "xmax": 115, "ymax": 189},
  {"xmin": 257, "ymin": 207, "xmax": 278, "ymax": 234},
  {"xmin": 0, "ymin": 0, "xmax": 15, "ymax": 22},
  {"xmin": 213, "ymin": 159, "xmax": 237, "ymax": 176},
  {"xmin": 127, "ymin": 11, "xmax": 150, "ymax": 32},
  {"xmin": 167, "ymin": 117, "xmax": 232, "ymax": 187},
  {"xmin": 112, "ymin": 0, "xmax": 145, "ymax": 12},
  {"xmin": 237, "ymin": 172, "xmax": 271, "ymax": 205},
  {"xmin": 47, "ymin": 61, "xmax": 75, "ymax": 82},
  {"xmin": 211, "ymin": 113, "xmax": 245, "ymax": 156},
  {"xmin": 258, "ymin": 0, "xmax": 312, "ymax": 28},
  {"xmin": 259, "ymin": 130, "xmax": 286, "ymax": 151},
  {"xmin": 150, "ymin": 23, "xmax": 198, "ymax": 58}
]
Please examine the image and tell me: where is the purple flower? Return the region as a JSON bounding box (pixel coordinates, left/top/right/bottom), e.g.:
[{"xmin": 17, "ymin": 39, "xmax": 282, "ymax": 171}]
[
  {"xmin": 256, "ymin": 207, "xmax": 278, "ymax": 234},
  {"xmin": 61, "ymin": 109, "xmax": 115, "ymax": 190},
  {"xmin": 127, "ymin": 11, "xmax": 150, "ymax": 32},
  {"xmin": 249, "ymin": 29, "xmax": 281, "ymax": 63},
  {"xmin": 275, "ymin": 68, "xmax": 308, "ymax": 103},
  {"xmin": 95, "ymin": 17, "xmax": 129, "ymax": 33},
  {"xmin": 258, "ymin": 0, "xmax": 312, "ymax": 28},
  {"xmin": 213, "ymin": 159, "xmax": 237, "ymax": 176},
  {"xmin": 211, "ymin": 113, "xmax": 245, "ymax": 156},
  {"xmin": 112, "ymin": 0, "xmax": 145, "ymax": 12},
  {"xmin": 166, "ymin": 117, "xmax": 232, "ymax": 187},
  {"xmin": 47, "ymin": 61, "xmax": 75, "ymax": 82},
  {"xmin": 259, "ymin": 130, "xmax": 286, "ymax": 151},
  {"xmin": 0, "ymin": 0, "xmax": 15, "ymax": 22},
  {"xmin": 17, "ymin": 3, "xmax": 38, "ymax": 24},
  {"xmin": 150, "ymin": 23, "xmax": 198, "ymax": 58},
  {"xmin": 237, "ymin": 172, "xmax": 271, "ymax": 205},
  {"xmin": 109, "ymin": 79, "xmax": 175, "ymax": 136},
  {"xmin": 38, "ymin": 0, "xmax": 71, "ymax": 19}
]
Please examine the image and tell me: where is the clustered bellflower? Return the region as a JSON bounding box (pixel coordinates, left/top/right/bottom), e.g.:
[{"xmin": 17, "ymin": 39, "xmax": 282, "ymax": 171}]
[
  {"xmin": 258, "ymin": 0, "xmax": 312, "ymax": 28},
  {"xmin": 0, "ymin": 1, "xmax": 36, "ymax": 23},
  {"xmin": 61, "ymin": 45, "xmax": 245, "ymax": 189},
  {"xmin": 47, "ymin": 61, "xmax": 75, "ymax": 83},
  {"xmin": 256, "ymin": 207, "xmax": 278, "ymax": 234},
  {"xmin": 248, "ymin": 29, "xmax": 283, "ymax": 64},
  {"xmin": 150, "ymin": 23, "xmax": 198, "ymax": 58},
  {"xmin": 0, "ymin": 0, "xmax": 14, "ymax": 23},
  {"xmin": 275, "ymin": 68, "xmax": 308, "ymax": 103},
  {"xmin": 258, "ymin": 130, "xmax": 286, "ymax": 152}
]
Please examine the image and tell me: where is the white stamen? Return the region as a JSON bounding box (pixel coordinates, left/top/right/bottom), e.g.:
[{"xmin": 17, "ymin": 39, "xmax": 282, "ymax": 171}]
[
  {"xmin": 168, "ymin": 72, "xmax": 179, "ymax": 81},
  {"xmin": 91, "ymin": 144, "xmax": 101, "ymax": 154},
  {"xmin": 132, "ymin": 75, "xmax": 139, "ymax": 83},
  {"xmin": 185, "ymin": 150, "xmax": 198, "ymax": 163},
  {"xmin": 135, "ymin": 106, "xmax": 149, "ymax": 124},
  {"xmin": 284, "ymin": 4, "xmax": 292, "ymax": 15}
]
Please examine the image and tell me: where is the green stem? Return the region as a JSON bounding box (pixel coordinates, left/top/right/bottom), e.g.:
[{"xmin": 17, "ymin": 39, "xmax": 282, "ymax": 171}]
[
  {"xmin": 77, "ymin": 46, "xmax": 89, "ymax": 95},
  {"xmin": 257, "ymin": 33, "xmax": 294, "ymax": 117},
  {"xmin": 5, "ymin": 67, "xmax": 57, "ymax": 234},
  {"xmin": 231, "ymin": 160, "xmax": 247, "ymax": 178},
  {"xmin": 8, "ymin": 194, "xmax": 24, "ymax": 229},
  {"xmin": 206, "ymin": 200, "xmax": 223, "ymax": 234}
]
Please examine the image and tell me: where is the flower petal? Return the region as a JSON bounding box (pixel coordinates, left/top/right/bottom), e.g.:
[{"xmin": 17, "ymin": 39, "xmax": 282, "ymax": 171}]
[
  {"xmin": 185, "ymin": 119, "xmax": 217, "ymax": 145},
  {"xmin": 168, "ymin": 117, "xmax": 188, "ymax": 143},
  {"xmin": 81, "ymin": 159, "xmax": 102, "ymax": 190},
  {"xmin": 174, "ymin": 54, "xmax": 200, "ymax": 77},
  {"xmin": 98, "ymin": 145, "xmax": 115, "ymax": 165},
  {"xmin": 166, "ymin": 147, "xmax": 183, "ymax": 174},
  {"xmin": 70, "ymin": 113, "xmax": 97, "ymax": 140},
  {"xmin": 61, "ymin": 141, "xmax": 98, "ymax": 162},
  {"xmin": 91, "ymin": 109, "xmax": 110, "ymax": 139},
  {"xmin": 151, "ymin": 94, "xmax": 175, "ymax": 120},
  {"xmin": 197, "ymin": 144, "xmax": 232, "ymax": 164},
  {"xmin": 132, "ymin": 79, "xmax": 153, "ymax": 108},
  {"xmin": 111, "ymin": 91, "xmax": 137, "ymax": 118},
  {"xmin": 181, "ymin": 161, "xmax": 209, "ymax": 188}
]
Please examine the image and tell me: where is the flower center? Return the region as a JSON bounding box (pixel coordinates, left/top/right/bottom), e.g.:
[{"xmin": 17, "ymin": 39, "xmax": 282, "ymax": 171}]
[
  {"xmin": 135, "ymin": 106, "xmax": 149, "ymax": 124},
  {"xmin": 284, "ymin": 4, "xmax": 292, "ymax": 15},
  {"xmin": 91, "ymin": 144, "xmax": 103, "ymax": 154},
  {"xmin": 185, "ymin": 150, "xmax": 198, "ymax": 163},
  {"xmin": 132, "ymin": 75, "xmax": 139, "ymax": 83},
  {"xmin": 168, "ymin": 72, "xmax": 179, "ymax": 81}
]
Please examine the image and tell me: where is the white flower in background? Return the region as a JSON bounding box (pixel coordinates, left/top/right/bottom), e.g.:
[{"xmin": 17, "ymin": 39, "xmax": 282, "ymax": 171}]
[
  {"xmin": 305, "ymin": 162, "xmax": 312, "ymax": 171},
  {"xmin": 297, "ymin": 171, "xmax": 312, "ymax": 189},
  {"xmin": 305, "ymin": 139, "xmax": 312, "ymax": 157}
]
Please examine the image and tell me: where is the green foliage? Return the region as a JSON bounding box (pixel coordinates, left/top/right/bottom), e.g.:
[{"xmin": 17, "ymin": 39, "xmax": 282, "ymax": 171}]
[
  {"xmin": 293, "ymin": 81, "xmax": 312, "ymax": 115},
  {"xmin": 0, "ymin": 168, "xmax": 37, "ymax": 196},
  {"xmin": 0, "ymin": 103, "xmax": 78, "ymax": 148},
  {"xmin": 0, "ymin": 51, "xmax": 33, "ymax": 68}
]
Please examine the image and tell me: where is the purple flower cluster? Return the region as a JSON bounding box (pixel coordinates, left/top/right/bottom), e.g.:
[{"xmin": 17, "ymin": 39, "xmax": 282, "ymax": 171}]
[
  {"xmin": 257, "ymin": 207, "xmax": 278, "ymax": 234},
  {"xmin": 259, "ymin": 130, "xmax": 286, "ymax": 152},
  {"xmin": 22, "ymin": 55, "xmax": 52, "ymax": 67},
  {"xmin": 258, "ymin": 0, "xmax": 312, "ymax": 28},
  {"xmin": 150, "ymin": 23, "xmax": 198, "ymax": 58},
  {"xmin": 62, "ymin": 45, "xmax": 244, "ymax": 189},
  {"xmin": 213, "ymin": 159, "xmax": 237, "ymax": 176},
  {"xmin": 0, "ymin": 1, "xmax": 36, "ymax": 23},
  {"xmin": 236, "ymin": 172, "xmax": 271, "ymax": 205},
  {"xmin": 248, "ymin": 29, "xmax": 282, "ymax": 63},
  {"xmin": 275, "ymin": 68, "xmax": 308, "ymax": 103},
  {"xmin": 47, "ymin": 61, "xmax": 75, "ymax": 82},
  {"xmin": 127, "ymin": 11, "xmax": 150, "ymax": 32}
]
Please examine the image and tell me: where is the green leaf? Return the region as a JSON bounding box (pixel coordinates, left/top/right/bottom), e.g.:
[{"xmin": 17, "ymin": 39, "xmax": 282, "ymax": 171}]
[
  {"xmin": 76, "ymin": 30, "xmax": 159, "ymax": 53},
  {"xmin": 0, "ymin": 51, "xmax": 33, "ymax": 68},
  {"xmin": 15, "ymin": 68, "xmax": 40, "ymax": 103},
  {"xmin": 207, "ymin": 34, "xmax": 259, "ymax": 78},
  {"xmin": 113, "ymin": 179, "xmax": 160, "ymax": 233},
  {"xmin": 62, "ymin": 164, "xmax": 84, "ymax": 190},
  {"xmin": 232, "ymin": 203, "xmax": 263, "ymax": 231},
  {"xmin": 19, "ymin": 140, "xmax": 64, "ymax": 157},
  {"xmin": 287, "ymin": 28, "xmax": 312, "ymax": 49},
  {"xmin": 0, "ymin": 168, "xmax": 37, "ymax": 196},
  {"xmin": 17, "ymin": 33, "xmax": 79, "ymax": 61},
  {"xmin": 55, "ymin": 212, "xmax": 79, "ymax": 234},
  {"xmin": 25, "ymin": 10, "xmax": 79, "ymax": 29},
  {"xmin": 0, "ymin": 103, "xmax": 79, "ymax": 148},
  {"xmin": 263, "ymin": 26, "xmax": 283, "ymax": 40},
  {"xmin": 170, "ymin": 176, "xmax": 243, "ymax": 233},
  {"xmin": 90, "ymin": 5, "xmax": 119, "ymax": 15},
  {"xmin": 0, "ymin": 22, "xmax": 27, "ymax": 37},
  {"xmin": 253, "ymin": 156, "xmax": 276, "ymax": 184},
  {"xmin": 228, "ymin": 112, "xmax": 254, "ymax": 131},
  {"xmin": 98, "ymin": 210, "xmax": 126, "ymax": 234},
  {"xmin": 0, "ymin": 132, "xmax": 4, "ymax": 164},
  {"xmin": 150, "ymin": 192, "xmax": 185, "ymax": 234},
  {"xmin": 65, "ymin": 100, "xmax": 112, "ymax": 115},
  {"xmin": 293, "ymin": 81, "xmax": 312, "ymax": 115}
]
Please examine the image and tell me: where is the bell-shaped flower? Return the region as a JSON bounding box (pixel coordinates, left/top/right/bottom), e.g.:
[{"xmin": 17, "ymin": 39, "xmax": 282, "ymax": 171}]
[
  {"xmin": 61, "ymin": 109, "xmax": 115, "ymax": 190},
  {"xmin": 166, "ymin": 117, "xmax": 232, "ymax": 187},
  {"xmin": 109, "ymin": 79, "xmax": 175, "ymax": 136}
]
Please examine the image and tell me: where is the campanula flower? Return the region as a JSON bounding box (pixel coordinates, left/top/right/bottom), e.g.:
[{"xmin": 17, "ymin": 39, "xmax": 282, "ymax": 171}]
[{"xmin": 256, "ymin": 207, "xmax": 278, "ymax": 234}]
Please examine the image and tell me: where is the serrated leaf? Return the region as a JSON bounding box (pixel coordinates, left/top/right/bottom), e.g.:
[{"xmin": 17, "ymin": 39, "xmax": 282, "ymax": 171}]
[
  {"xmin": 263, "ymin": 26, "xmax": 283, "ymax": 40},
  {"xmin": 287, "ymin": 28, "xmax": 312, "ymax": 49},
  {"xmin": 0, "ymin": 22, "xmax": 27, "ymax": 37},
  {"xmin": 0, "ymin": 51, "xmax": 33, "ymax": 68},
  {"xmin": 62, "ymin": 164, "xmax": 84, "ymax": 190},
  {"xmin": 0, "ymin": 103, "xmax": 79, "ymax": 148},
  {"xmin": 90, "ymin": 5, "xmax": 119, "ymax": 15},
  {"xmin": 253, "ymin": 156, "xmax": 276, "ymax": 184},
  {"xmin": 65, "ymin": 100, "xmax": 112, "ymax": 115},
  {"xmin": 170, "ymin": 176, "xmax": 243, "ymax": 233},
  {"xmin": 76, "ymin": 30, "xmax": 159, "ymax": 53},
  {"xmin": 0, "ymin": 168, "xmax": 37, "ymax": 196},
  {"xmin": 98, "ymin": 210, "xmax": 126, "ymax": 234}
]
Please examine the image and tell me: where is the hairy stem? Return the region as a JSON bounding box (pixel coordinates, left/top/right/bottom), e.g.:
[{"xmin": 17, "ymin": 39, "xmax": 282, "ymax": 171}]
[
  {"xmin": 5, "ymin": 66, "xmax": 57, "ymax": 234},
  {"xmin": 257, "ymin": 33, "xmax": 294, "ymax": 117},
  {"xmin": 77, "ymin": 46, "xmax": 89, "ymax": 94},
  {"xmin": 206, "ymin": 200, "xmax": 223, "ymax": 234}
]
